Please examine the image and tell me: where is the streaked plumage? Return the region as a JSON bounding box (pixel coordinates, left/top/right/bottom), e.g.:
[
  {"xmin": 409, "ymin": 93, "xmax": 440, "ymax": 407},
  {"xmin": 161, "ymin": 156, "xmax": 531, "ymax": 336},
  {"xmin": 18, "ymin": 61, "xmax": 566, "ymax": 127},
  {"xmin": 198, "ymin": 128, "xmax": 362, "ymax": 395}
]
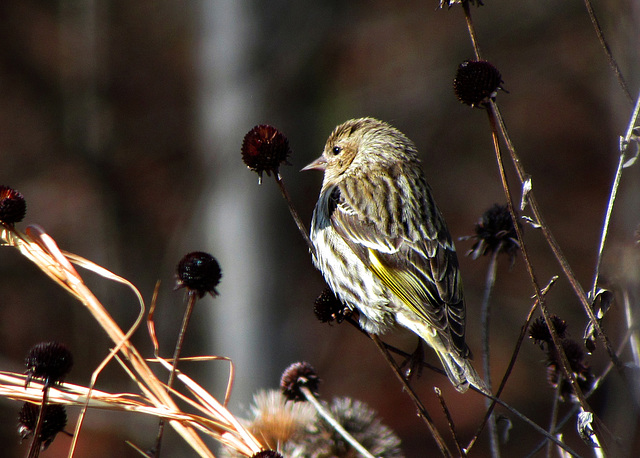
[{"xmin": 304, "ymin": 117, "xmax": 486, "ymax": 393}]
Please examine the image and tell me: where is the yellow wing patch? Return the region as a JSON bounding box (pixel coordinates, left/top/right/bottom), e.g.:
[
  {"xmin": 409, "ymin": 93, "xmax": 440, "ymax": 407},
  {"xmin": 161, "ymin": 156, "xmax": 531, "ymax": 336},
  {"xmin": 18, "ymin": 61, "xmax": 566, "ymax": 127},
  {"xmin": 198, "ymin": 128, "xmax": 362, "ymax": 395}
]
[{"xmin": 367, "ymin": 248, "xmax": 435, "ymax": 327}]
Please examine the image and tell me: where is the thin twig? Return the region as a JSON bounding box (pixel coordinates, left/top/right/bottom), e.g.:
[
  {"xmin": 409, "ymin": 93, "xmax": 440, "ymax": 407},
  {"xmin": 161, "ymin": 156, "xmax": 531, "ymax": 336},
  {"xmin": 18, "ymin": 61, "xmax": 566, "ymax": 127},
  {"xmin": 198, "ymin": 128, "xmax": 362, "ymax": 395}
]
[
  {"xmin": 462, "ymin": 1, "xmax": 482, "ymax": 60},
  {"xmin": 300, "ymin": 386, "xmax": 376, "ymax": 458},
  {"xmin": 466, "ymin": 276, "xmax": 557, "ymax": 453},
  {"xmin": 485, "ymin": 102, "xmax": 613, "ymax": 455},
  {"xmin": 153, "ymin": 290, "xmax": 199, "ymax": 457},
  {"xmin": 489, "ymin": 102, "xmax": 623, "ymax": 372},
  {"xmin": 581, "ymin": 0, "xmax": 632, "ymax": 103},
  {"xmin": 27, "ymin": 387, "xmax": 50, "ymax": 458},
  {"xmin": 274, "ymin": 174, "xmax": 316, "ymax": 258},
  {"xmin": 434, "ymin": 387, "xmax": 466, "ymax": 457},
  {"xmin": 591, "ymin": 91, "xmax": 640, "ymax": 297},
  {"xmin": 481, "ymin": 250, "xmax": 500, "ymax": 458},
  {"xmin": 369, "ymin": 334, "xmax": 453, "ymax": 458},
  {"xmin": 546, "ymin": 384, "xmax": 562, "ymax": 458}
]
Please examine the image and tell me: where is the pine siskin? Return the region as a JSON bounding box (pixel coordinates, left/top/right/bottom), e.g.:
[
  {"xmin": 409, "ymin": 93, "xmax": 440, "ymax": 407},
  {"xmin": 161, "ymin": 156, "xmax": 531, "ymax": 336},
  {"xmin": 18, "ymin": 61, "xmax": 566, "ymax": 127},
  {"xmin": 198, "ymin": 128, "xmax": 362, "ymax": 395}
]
[{"xmin": 303, "ymin": 117, "xmax": 487, "ymax": 393}]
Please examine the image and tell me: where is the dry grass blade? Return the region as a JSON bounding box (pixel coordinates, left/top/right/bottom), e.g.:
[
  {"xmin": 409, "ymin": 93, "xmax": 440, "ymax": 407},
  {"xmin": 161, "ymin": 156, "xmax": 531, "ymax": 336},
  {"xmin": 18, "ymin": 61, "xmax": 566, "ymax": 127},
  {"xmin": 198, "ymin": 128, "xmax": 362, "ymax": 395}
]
[
  {"xmin": 155, "ymin": 358, "xmax": 263, "ymax": 456},
  {"xmin": 0, "ymin": 224, "xmax": 262, "ymax": 457}
]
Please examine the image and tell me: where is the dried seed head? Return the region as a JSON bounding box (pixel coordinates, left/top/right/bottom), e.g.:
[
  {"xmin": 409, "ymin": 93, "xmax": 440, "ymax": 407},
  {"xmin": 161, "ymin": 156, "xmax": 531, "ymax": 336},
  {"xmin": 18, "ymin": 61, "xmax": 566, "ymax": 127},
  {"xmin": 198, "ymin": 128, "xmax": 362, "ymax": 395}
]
[
  {"xmin": 280, "ymin": 362, "xmax": 320, "ymax": 402},
  {"xmin": 529, "ymin": 315, "xmax": 568, "ymax": 348},
  {"xmin": 546, "ymin": 339, "xmax": 594, "ymax": 401},
  {"xmin": 25, "ymin": 342, "xmax": 73, "ymax": 388},
  {"xmin": 0, "ymin": 185, "xmax": 27, "ymax": 224},
  {"xmin": 242, "ymin": 125, "xmax": 292, "ymax": 182},
  {"xmin": 313, "ymin": 288, "xmax": 350, "ymax": 324},
  {"xmin": 465, "ymin": 203, "xmax": 520, "ymax": 262},
  {"xmin": 18, "ymin": 402, "xmax": 67, "ymax": 449},
  {"xmin": 454, "ymin": 60, "xmax": 503, "ymax": 107},
  {"xmin": 252, "ymin": 451, "xmax": 284, "ymax": 458},
  {"xmin": 296, "ymin": 397, "xmax": 404, "ymax": 458},
  {"xmin": 176, "ymin": 251, "xmax": 222, "ymax": 298}
]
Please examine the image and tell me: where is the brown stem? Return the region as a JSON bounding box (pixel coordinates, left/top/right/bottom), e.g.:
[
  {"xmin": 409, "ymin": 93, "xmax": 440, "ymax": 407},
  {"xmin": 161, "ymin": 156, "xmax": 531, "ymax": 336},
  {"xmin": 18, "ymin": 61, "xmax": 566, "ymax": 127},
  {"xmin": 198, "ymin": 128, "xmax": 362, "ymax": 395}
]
[
  {"xmin": 274, "ymin": 174, "xmax": 316, "ymax": 258},
  {"xmin": 489, "ymin": 101, "xmax": 623, "ymax": 372},
  {"xmin": 153, "ymin": 290, "xmax": 198, "ymax": 457},
  {"xmin": 369, "ymin": 334, "xmax": 453, "ymax": 458},
  {"xmin": 485, "ymin": 102, "xmax": 613, "ymax": 455},
  {"xmin": 581, "ymin": 0, "xmax": 632, "ymax": 103},
  {"xmin": 434, "ymin": 387, "xmax": 466, "ymax": 457}
]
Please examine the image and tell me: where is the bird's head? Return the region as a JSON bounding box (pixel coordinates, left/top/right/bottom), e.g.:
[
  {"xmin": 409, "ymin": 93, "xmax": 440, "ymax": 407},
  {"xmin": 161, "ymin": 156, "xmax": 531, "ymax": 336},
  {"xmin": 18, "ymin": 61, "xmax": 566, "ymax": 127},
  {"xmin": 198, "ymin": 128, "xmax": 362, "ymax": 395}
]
[{"xmin": 302, "ymin": 118, "xmax": 419, "ymax": 189}]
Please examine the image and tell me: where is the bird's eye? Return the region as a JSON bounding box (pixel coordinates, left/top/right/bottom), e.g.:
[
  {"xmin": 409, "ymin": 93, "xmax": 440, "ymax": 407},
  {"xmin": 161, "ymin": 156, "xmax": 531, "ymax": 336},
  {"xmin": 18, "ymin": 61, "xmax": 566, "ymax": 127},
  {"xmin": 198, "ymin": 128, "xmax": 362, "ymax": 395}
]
[{"xmin": 332, "ymin": 146, "xmax": 342, "ymax": 156}]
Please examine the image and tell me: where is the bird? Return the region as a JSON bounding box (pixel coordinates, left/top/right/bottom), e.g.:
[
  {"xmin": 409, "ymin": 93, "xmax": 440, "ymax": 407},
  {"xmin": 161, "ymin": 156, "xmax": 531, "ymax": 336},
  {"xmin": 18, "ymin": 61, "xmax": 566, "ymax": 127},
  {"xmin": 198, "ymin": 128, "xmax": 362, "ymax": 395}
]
[{"xmin": 303, "ymin": 117, "xmax": 487, "ymax": 393}]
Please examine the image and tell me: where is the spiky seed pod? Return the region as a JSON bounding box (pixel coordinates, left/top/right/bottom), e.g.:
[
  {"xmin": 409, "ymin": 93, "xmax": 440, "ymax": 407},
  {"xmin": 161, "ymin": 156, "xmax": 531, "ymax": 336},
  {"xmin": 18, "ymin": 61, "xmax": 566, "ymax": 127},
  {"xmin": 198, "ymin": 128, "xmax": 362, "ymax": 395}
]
[
  {"xmin": 18, "ymin": 403, "xmax": 67, "ymax": 449},
  {"xmin": 176, "ymin": 251, "xmax": 222, "ymax": 298},
  {"xmin": 0, "ymin": 185, "xmax": 27, "ymax": 224},
  {"xmin": 298, "ymin": 397, "xmax": 404, "ymax": 458},
  {"xmin": 25, "ymin": 342, "xmax": 73, "ymax": 388},
  {"xmin": 546, "ymin": 339, "xmax": 594, "ymax": 401},
  {"xmin": 280, "ymin": 362, "xmax": 320, "ymax": 402},
  {"xmin": 454, "ymin": 60, "xmax": 503, "ymax": 107},
  {"xmin": 313, "ymin": 288, "xmax": 351, "ymax": 324},
  {"xmin": 465, "ymin": 203, "xmax": 520, "ymax": 262},
  {"xmin": 529, "ymin": 315, "xmax": 568, "ymax": 348},
  {"xmin": 242, "ymin": 125, "xmax": 292, "ymax": 181}
]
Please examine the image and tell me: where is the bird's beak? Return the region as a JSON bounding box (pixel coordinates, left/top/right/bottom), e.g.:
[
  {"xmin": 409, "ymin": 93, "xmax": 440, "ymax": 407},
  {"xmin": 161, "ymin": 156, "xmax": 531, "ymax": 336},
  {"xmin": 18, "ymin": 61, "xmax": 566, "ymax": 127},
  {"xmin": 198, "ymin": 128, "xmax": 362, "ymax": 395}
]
[{"xmin": 301, "ymin": 155, "xmax": 327, "ymax": 171}]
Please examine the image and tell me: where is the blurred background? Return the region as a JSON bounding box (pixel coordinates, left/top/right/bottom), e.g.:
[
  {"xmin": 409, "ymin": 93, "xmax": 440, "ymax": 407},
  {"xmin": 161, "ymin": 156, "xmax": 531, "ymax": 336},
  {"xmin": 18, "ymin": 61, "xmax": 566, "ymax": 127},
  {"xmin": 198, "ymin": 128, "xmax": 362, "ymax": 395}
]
[{"xmin": 0, "ymin": 0, "xmax": 639, "ymax": 456}]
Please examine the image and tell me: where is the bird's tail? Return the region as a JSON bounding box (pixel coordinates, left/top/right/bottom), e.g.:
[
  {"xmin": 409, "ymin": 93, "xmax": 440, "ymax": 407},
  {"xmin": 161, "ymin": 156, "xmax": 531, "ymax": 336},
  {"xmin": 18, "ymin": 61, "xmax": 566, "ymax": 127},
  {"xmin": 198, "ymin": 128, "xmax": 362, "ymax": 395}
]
[{"xmin": 435, "ymin": 349, "xmax": 490, "ymax": 395}]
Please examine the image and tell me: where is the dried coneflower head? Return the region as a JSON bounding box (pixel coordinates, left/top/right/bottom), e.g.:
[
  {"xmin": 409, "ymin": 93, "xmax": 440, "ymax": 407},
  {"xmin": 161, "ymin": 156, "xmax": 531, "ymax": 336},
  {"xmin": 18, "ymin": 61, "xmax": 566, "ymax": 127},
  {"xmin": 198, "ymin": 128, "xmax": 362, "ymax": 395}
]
[
  {"xmin": 280, "ymin": 362, "xmax": 320, "ymax": 402},
  {"xmin": 313, "ymin": 288, "xmax": 350, "ymax": 324},
  {"xmin": 546, "ymin": 339, "xmax": 594, "ymax": 401},
  {"xmin": 297, "ymin": 397, "xmax": 404, "ymax": 458},
  {"xmin": 18, "ymin": 402, "xmax": 67, "ymax": 449},
  {"xmin": 248, "ymin": 390, "xmax": 316, "ymax": 451},
  {"xmin": 0, "ymin": 185, "xmax": 27, "ymax": 224},
  {"xmin": 529, "ymin": 315, "xmax": 568, "ymax": 348},
  {"xmin": 25, "ymin": 342, "xmax": 73, "ymax": 388},
  {"xmin": 241, "ymin": 125, "xmax": 292, "ymax": 182},
  {"xmin": 465, "ymin": 203, "xmax": 520, "ymax": 262},
  {"xmin": 454, "ymin": 60, "xmax": 503, "ymax": 107},
  {"xmin": 176, "ymin": 251, "xmax": 222, "ymax": 298}
]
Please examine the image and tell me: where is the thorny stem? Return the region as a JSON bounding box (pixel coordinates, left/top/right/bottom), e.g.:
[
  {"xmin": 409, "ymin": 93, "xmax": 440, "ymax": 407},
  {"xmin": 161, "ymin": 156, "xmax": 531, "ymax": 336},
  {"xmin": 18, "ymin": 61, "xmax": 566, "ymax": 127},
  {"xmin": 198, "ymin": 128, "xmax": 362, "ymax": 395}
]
[
  {"xmin": 274, "ymin": 174, "xmax": 316, "ymax": 258},
  {"xmin": 153, "ymin": 291, "xmax": 198, "ymax": 457},
  {"xmin": 582, "ymin": 0, "xmax": 632, "ymax": 103},
  {"xmin": 300, "ymin": 386, "xmax": 376, "ymax": 458},
  {"xmin": 369, "ymin": 334, "xmax": 453, "ymax": 458},
  {"xmin": 480, "ymin": 250, "xmax": 500, "ymax": 458},
  {"xmin": 485, "ymin": 103, "xmax": 613, "ymax": 455},
  {"xmin": 591, "ymin": 91, "xmax": 640, "ymax": 298}
]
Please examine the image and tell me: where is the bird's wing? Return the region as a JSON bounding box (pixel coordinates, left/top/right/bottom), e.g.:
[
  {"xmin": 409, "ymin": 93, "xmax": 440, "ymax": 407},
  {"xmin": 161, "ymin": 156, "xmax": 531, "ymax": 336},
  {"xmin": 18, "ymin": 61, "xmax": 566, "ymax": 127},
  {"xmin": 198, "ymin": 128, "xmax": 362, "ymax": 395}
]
[{"xmin": 330, "ymin": 176, "xmax": 468, "ymax": 355}]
